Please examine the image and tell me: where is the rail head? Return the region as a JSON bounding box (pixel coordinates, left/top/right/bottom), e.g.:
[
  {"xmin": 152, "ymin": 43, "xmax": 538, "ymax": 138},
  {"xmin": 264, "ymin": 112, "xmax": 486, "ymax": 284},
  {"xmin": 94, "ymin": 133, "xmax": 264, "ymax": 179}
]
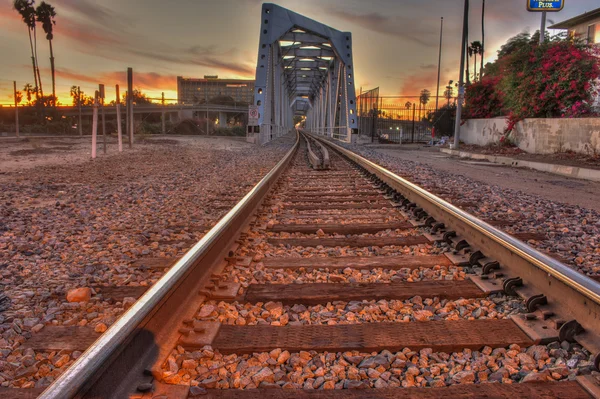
[
  {"xmin": 309, "ymin": 133, "xmax": 600, "ymax": 356},
  {"xmin": 315, "ymin": 140, "xmax": 330, "ymax": 169},
  {"xmin": 301, "ymin": 132, "xmax": 322, "ymax": 170},
  {"xmin": 39, "ymin": 132, "xmax": 300, "ymax": 398}
]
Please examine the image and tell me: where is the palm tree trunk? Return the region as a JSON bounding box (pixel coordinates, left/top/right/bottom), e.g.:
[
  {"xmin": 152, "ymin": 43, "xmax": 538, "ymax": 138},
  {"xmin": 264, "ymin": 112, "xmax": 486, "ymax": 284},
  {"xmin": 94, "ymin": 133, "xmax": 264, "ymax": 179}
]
[
  {"xmin": 481, "ymin": 0, "xmax": 485, "ymax": 78},
  {"xmin": 474, "ymin": 54, "xmax": 477, "ymax": 82},
  {"xmin": 27, "ymin": 30, "xmax": 39, "ymax": 97},
  {"xmin": 49, "ymin": 39, "xmax": 56, "ymax": 105},
  {"xmin": 33, "ymin": 25, "xmax": 43, "ymax": 98}
]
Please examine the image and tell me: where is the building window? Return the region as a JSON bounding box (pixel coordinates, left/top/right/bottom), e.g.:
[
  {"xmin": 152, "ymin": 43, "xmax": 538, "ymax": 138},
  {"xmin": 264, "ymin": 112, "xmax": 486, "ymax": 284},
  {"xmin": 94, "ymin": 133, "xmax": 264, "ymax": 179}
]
[{"xmin": 588, "ymin": 24, "xmax": 596, "ymax": 44}]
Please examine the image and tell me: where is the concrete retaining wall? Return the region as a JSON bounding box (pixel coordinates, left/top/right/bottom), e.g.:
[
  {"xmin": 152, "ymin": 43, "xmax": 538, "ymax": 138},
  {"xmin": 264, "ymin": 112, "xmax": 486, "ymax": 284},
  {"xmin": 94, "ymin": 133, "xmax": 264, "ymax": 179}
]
[{"xmin": 461, "ymin": 117, "xmax": 600, "ymax": 155}]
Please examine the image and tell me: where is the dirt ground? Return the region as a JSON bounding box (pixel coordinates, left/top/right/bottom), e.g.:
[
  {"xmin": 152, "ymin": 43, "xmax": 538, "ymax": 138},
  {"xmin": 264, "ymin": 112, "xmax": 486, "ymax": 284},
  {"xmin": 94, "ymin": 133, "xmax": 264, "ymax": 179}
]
[
  {"xmin": 456, "ymin": 144, "xmax": 600, "ymax": 171},
  {"xmin": 0, "ymin": 135, "xmax": 251, "ymax": 175},
  {"xmin": 367, "ymin": 145, "xmax": 600, "ymax": 213}
]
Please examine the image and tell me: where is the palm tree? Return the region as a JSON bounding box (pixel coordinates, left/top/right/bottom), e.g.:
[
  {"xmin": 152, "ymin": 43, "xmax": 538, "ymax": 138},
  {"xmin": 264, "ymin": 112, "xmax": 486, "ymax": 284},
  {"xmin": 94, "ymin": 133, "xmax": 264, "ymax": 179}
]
[
  {"xmin": 476, "ymin": 41, "xmax": 483, "ymax": 80},
  {"xmin": 13, "ymin": 0, "xmax": 40, "ymax": 98},
  {"xmin": 469, "ymin": 41, "xmax": 483, "ymax": 81},
  {"xmin": 70, "ymin": 85, "xmax": 80, "ymax": 106},
  {"xmin": 23, "ymin": 83, "xmax": 34, "ymax": 105},
  {"xmin": 419, "ymin": 89, "xmax": 431, "ymax": 119},
  {"xmin": 15, "ymin": 90, "xmax": 23, "ymax": 105},
  {"xmin": 481, "ymin": 0, "xmax": 485, "ymax": 78},
  {"xmin": 36, "ymin": 1, "xmax": 56, "ymax": 105}
]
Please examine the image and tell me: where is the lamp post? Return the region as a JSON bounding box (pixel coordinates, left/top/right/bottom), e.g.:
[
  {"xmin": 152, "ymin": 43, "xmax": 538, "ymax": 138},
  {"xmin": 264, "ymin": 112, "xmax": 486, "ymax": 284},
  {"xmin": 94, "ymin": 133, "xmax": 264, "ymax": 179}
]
[
  {"xmin": 453, "ymin": 0, "xmax": 469, "ymax": 149},
  {"xmin": 435, "ymin": 17, "xmax": 444, "ymax": 114}
]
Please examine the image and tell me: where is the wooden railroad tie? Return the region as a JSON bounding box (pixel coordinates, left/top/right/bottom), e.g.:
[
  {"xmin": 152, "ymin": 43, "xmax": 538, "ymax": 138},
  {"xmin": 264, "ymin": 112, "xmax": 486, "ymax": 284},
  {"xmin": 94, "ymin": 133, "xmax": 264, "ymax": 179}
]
[
  {"xmin": 261, "ymin": 254, "xmax": 452, "ymax": 270},
  {"xmin": 179, "ymin": 319, "xmax": 533, "ymax": 354},
  {"xmin": 267, "ymin": 235, "xmax": 430, "ymax": 248}
]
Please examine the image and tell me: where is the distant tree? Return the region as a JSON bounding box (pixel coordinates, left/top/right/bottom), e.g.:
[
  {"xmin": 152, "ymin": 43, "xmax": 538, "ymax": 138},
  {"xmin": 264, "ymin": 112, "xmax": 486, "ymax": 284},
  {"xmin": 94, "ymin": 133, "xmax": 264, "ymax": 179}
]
[
  {"xmin": 123, "ymin": 89, "xmax": 152, "ymax": 105},
  {"xmin": 36, "ymin": 1, "xmax": 56, "ymax": 104},
  {"xmin": 405, "ymin": 101, "xmax": 412, "ymax": 109},
  {"xmin": 33, "ymin": 95, "xmax": 56, "ymax": 108},
  {"xmin": 69, "ymin": 85, "xmax": 80, "ymax": 106},
  {"xmin": 13, "ymin": 0, "xmax": 41, "ymax": 97},
  {"xmin": 70, "ymin": 86, "xmax": 94, "ymax": 106},
  {"xmin": 14, "ymin": 90, "xmax": 23, "ymax": 105},
  {"xmin": 469, "ymin": 41, "xmax": 483, "ymax": 81},
  {"xmin": 497, "ymin": 32, "xmax": 532, "ymax": 58},
  {"xmin": 419, "ymin": 89, "xmax": 431, "ymax": 119},
  {"xmin": 427, "ymin": 104, "xmax": 456, "ymax": 137},
  {"xmin": 23, "ymin": 83, "xmax": 35, "ymax": 105},
  {"xmin": 444, "ymin": 85, "xmax": 454, "ymax": 106},
  {"xmin": 419, "ymin": 89, "xmax": 431, "ymax": 106}
]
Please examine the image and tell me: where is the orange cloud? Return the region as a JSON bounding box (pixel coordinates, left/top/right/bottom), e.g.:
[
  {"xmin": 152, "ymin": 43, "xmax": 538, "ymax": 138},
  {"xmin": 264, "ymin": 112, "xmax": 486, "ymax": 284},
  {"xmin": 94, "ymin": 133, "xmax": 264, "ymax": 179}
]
[
  {"xmin": 50, "ymin": 68, "xmax": 177, "ymax": 91},
  {"xmin": 399, "ymin": 69, "xmax": 457, "ymax": 97}
]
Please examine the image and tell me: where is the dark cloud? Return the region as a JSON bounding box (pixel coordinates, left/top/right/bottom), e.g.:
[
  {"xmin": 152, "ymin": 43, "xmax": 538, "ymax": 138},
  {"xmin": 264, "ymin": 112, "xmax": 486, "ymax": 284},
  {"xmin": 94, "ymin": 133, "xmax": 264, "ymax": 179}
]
[
  {"xmin": 420, "ymin": 64, "xmax": 437, "ymax": 70},
  {"xmin": 327, "ymin": 9, "xmax": 439, "ymax": 47},
  {"xmin": 54, "ymin": 0, "xmax": 130, "ymax": 28}
]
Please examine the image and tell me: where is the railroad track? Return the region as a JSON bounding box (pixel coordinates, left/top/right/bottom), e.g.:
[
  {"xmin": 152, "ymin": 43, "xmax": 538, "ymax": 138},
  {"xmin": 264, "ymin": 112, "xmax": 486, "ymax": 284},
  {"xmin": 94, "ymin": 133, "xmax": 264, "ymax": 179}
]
[{"xmin": 28, "ymin": 131, "xmax": 600, "ymax": 398}]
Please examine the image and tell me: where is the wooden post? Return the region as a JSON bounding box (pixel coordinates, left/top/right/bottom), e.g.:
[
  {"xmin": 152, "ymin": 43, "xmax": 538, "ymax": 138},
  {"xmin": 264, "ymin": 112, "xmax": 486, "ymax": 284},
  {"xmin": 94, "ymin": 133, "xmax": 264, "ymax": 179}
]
[
  {"xmin": 127, "ymin": 67, "xmax": 134, "ymax": 147},
  {"xmin": 13, "ymin": 81, "xmax": 19, "ymax": 138},
  {"xmin": 78, "ymin": 86, "xmax": 83, "ymax": 136},
  {"xmin": 161, "ymin": 92, "xmax": 166, "ymax": 134},
  {"xmin": 99, "ymin": 84, "xmax": 107, "ymax": 154},
  {"xmin": 116, "ymin": 85, "xmax": 123, "ymax": 152},
  {"xmin": 92, "ymin": 91, "xmax": 99, "ymax": 159}
]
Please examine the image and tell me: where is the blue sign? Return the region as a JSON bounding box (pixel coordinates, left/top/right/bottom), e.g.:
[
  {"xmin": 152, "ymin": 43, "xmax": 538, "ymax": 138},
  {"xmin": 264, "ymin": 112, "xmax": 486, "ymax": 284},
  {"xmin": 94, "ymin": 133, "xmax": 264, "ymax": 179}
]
[{"xmin": 528, "ymin": 1, "xmax": 564, "ymax": 11}]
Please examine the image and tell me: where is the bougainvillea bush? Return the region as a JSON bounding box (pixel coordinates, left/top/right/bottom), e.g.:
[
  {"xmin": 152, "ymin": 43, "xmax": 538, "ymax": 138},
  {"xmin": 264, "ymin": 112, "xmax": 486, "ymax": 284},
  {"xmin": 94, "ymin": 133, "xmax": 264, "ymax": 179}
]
[
  {"xmin": 464, "ymin": 76, "xmax": 504, "ymax": 119},
  {"xmin": 465, "ymin": 34, "xmax": 600, "ymax": 132}
]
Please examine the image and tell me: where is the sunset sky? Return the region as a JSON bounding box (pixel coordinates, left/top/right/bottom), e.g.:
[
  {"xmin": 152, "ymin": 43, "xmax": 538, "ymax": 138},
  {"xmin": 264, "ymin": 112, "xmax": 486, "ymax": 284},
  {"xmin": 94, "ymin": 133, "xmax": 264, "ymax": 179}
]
[{"xmin": 0, "ymin": 0, "xmax": 597, "ymax": 105}]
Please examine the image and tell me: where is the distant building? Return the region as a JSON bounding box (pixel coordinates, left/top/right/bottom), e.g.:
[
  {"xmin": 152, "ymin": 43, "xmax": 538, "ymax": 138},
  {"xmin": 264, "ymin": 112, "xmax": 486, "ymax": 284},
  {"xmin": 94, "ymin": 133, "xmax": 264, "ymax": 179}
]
[
  {"xmin": 549, "ymin": 7, "xmax": 600, "ymax": 45},
  {"xmin": 177, "ymin": 76, "xmax": 255, "ymax": 105}
]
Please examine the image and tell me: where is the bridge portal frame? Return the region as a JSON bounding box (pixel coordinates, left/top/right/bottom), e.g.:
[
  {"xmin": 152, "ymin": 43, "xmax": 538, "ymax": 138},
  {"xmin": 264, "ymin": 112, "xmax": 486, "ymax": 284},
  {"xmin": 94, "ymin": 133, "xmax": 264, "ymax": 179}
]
[{"xmin": 249, "ymin": 3, "xmax": 358, "ymax": 144}]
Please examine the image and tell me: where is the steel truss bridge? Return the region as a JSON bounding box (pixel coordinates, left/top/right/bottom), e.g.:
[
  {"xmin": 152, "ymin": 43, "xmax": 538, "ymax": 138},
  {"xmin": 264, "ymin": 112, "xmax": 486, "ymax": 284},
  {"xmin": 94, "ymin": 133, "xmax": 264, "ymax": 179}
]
[{"xmin": 248, "ymin": 3, "xmax": 358, "ymax": 144}]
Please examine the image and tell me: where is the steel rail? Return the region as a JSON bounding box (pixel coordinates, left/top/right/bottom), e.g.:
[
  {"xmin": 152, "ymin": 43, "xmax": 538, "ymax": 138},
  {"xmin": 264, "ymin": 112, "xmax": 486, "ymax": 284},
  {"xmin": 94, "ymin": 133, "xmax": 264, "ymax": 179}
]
[
  {"xmin": 309, "ymin": 133, "xmax": 600, "ymax": 352},
  {"xmin": 337, "ymin": 141, "xmax": 600, "ymax": 303},
  {"xmin": 39, "ymin": 132, "xmax": 300, "ymax": 398}
]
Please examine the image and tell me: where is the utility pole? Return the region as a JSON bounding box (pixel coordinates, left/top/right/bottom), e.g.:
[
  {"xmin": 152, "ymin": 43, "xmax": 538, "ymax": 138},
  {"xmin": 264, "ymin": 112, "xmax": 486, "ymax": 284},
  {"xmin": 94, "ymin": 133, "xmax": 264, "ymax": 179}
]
[
  {"xmin": 13, "ymin": 81, "xmax": 19, "ymax": 138},
  {"xmin": 161, "ymin": 92, "xmax": 166, "ymax": 134},
  {"xmin": 127, "ymin": 67, "xmax": 133, "ymax": 147},
  {"xmin": 453, "ymin": 0, "xmax": 469, "ymax": 149},
  {"xmin": 78, "ymin": 86, "xmax": 82, "ymax": 136},
  {"xmin": 539, "ymin": 11, "xmax": 547, "ymax": 44},
  {"xmin": 435, "ymin": 17, "xmax": 444, "ymax": 114}
]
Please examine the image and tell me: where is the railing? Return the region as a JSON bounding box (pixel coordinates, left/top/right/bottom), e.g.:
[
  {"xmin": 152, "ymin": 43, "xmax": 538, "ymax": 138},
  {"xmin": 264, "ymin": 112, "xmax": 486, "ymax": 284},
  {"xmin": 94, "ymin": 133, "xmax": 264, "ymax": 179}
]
[{"xmin": 247, "ymin": 124, "xmax": 293, "ymax": 145}]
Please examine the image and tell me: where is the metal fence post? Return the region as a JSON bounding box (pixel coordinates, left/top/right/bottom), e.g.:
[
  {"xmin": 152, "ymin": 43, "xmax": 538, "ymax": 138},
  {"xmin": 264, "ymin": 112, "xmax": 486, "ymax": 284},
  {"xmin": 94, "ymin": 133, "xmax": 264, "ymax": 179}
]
[
  {"xmin": 13, "ymin": 81, "xmax": 19, "ymax": 138},
  {"xmin": 127, "ymin": 67, "xmax": 133, "ymax": 147},
  {"xmin": 78, "ymin": 86, "xmax": 82, "ymax": 136},
  {"xmin": 411, "ymin": 103, "xmax": 416, "ymax": 143}
]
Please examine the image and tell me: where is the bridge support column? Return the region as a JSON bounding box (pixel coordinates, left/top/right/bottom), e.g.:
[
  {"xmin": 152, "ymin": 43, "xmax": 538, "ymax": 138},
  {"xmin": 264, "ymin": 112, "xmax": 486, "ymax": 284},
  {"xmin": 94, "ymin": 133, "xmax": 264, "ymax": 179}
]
[{"xmin": 219, "ymin": 112, "xmax": 227, "ymax": 128}]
